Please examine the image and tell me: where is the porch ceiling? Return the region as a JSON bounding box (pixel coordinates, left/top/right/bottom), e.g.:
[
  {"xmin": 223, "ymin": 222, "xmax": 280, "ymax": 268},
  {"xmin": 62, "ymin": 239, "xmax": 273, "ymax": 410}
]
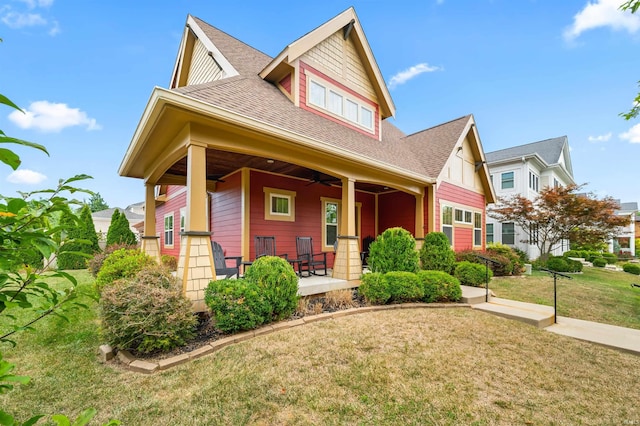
[{"xmin": 161, "ymin": 149, "xmax": 393, "ymax": 193}]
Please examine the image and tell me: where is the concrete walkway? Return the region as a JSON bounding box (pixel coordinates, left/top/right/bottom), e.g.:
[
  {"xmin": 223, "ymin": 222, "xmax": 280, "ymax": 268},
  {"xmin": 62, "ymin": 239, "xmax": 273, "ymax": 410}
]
[{"xmin": 460, "ymin": 285, "xmax": 640, "ymax": 356}]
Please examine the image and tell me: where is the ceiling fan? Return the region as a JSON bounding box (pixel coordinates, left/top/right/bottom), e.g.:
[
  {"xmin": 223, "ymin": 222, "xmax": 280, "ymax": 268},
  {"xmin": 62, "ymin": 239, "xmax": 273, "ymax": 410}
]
[
  {"xmin": 306, "ymin": 171, "xmax": 336, "ymax": 186},
  {"xmin": 206, "ymin": 174, "xmax": 226, "ymax": 183}
]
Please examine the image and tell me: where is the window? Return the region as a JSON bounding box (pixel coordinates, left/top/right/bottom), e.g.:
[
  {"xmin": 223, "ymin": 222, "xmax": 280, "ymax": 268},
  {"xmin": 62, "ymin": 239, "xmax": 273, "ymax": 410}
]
[
  {"xmin": 454, "ymin": 208, "xmax": 473, "ymax": 224},
  {"xmin": 529, "ymin": 223, "xmax": 539, "ymax": 245},
  {"xmin": 501, "ymin": 172, "xmax": 514, "ymax": 189},
  {"xmin": 474, "ymin": 212, "xmax": 482, "ymax": 246},
  {"xmin": 307, "ymin": 76, "xmax": 375, "ymax": 131},
  {"xmin": 324, "ymin": 200, "xmax": 339, "ymax": 249},
  {"xmin": 529, "ymin": 171, "xmax": 539, "ymax": 192},
  {"xmin": 179, "ymin": 208, "xmax": 186, "ymax": 234},
  {"xmin": 502, "ymin": 222, "xmax": 515, "ymax": 245},
  {"xmin": 554, "ymin": 178, "xmax": 560, "ymax": 188},
  {"xmin": 465, "ymin": 211, "xmax": 472, "ymax": 224},
  {"xmin": 490, "ymin": 174, "xmax": 494, "ymax": 186},
  {"xmin": 486, "ymin": 223, "xmax": 494, "ymax": 244},
  {"xmin": 442, "ymin": 205, "xmax": 453, "ymax": 245},
  {"xmin": 264, "ymin": 187, "xmax": 296, "ymax": 222},
  {"xmin": 455, "ymin": 208, "xmax": 463, "ymax": 222},
  {"xmin": 164, "ymin": 214, "xmax": 174, "ymax": 247}
]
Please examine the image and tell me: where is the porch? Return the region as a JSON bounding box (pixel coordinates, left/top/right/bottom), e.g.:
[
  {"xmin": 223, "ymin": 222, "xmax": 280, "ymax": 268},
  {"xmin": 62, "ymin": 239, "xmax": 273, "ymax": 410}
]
[{"xmin": 297, "ymin": 270, "xmax": 359, "ymax": 296}]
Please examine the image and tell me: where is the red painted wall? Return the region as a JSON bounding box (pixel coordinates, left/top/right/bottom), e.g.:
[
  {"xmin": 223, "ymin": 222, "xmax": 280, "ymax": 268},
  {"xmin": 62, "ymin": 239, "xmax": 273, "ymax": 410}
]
[
  {"xmin": 211, "ymin": 171, "xmax": 242, "ymax": 257},
  {"xmin": 299, "ymin": 61, "xmax": 380, "ymax": 139},
  {"xmin": 279, "ymin": 73, "xmax": 292, "ymax": 94},
  {"xmin": 156, "ymin": 186, "xmax": 186, "ymax": 259},
  {"xmin": 378, "ymin": 191, "xmax": 416, "ymax": 235},
  {"xmin": 435, "ymin": 181, "xmax": 486, "ymax": 251}
]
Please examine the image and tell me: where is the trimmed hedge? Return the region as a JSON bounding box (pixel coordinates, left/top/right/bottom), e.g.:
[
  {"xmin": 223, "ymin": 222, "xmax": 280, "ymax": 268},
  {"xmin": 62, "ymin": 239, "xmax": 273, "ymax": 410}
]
[
  {"xmin": 545, "ymin": 256, "xmax": 583, "ymax": 273},
  {"xmin": 623, "ymin": 263, "xmax": 640, "ymax": 275},
  {"xmin": 95, "ymin": 248, "xmax": 156, "ymax": 294},
  {"xmin": 592, "ymin": 257, "xmax": 607, "ymax": 268},
  {"xmin": 359, "ymin": 270, "xmax": 461, "ymax": 304},
  {"xmin": 455, "ymin": 261, "xmax": 492, "ymax": 287},
  {"xmin": 419, "ymin": 232, "xmax": 456, "ymax": 274},
  {"xmin": 205, "ymin": 278, "xmax": 271, "ymax": 333},
  {"xmin": 359, "ymin": 273, "xmax": 391, "ymax": 304},
  {"xmin": 367, "ymin": 227, "xmax": 419, "ymax": 273},
  {"xmin": 244, "ymin": 256, "xmax": 299, "ymax": 321},
  {"xmin": 384, "ymin": 271, "xmax": 423, "ymax": 303},
  {"xmin": 100, "ymin": 265, "xmax": 197, "ymax": 353},
  {"xmin": 416, "ymin": 270, "xmax": 462, "ymax": 302}
]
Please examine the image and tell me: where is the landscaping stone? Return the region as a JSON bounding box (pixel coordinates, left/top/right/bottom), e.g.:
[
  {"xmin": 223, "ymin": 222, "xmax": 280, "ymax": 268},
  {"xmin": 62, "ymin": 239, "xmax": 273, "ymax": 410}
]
[
  {"xmin": 129, "ymin": 359, "xmax": 158, "ymax": 374},
  {"xmin": 302, "ymin": 312, "xmax": 335, "ymax": 323},
  {"xmin": 116, "ymin": 350, "xmax": 135, "ymax": 365},
  {"xmin": 232, "ymin": 331, "xmax": 255, "ymax": 343},
  {"xmin": 188, "ymin": 344, "xmax": 216, "ymax": 360},
  {"xmin": 158, "ymin": 353, "xmax": 190, "ymax": 370},
  {"xmin": 253, "ymin": 325, "xmax": 274, "ymax": 337},
  {"xmin": 210, "ymin": 336, "xmax": 235, "ymax": 351},
  {"xmin": 98, "ymin": 344, "xmax": 114, "ymax": 362},
  {"xmin": 332, "ymin": 307, "xmax": 360, "ymax": 318}
]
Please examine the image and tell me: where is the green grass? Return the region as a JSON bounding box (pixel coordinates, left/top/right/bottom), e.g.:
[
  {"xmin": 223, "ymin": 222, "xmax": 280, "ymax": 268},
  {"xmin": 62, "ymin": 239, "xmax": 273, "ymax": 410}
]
[
  {"xmin": 490, "ymin": 267, "xmax": 640, "ymax": 329},
  {"xmin": 2, "ymin": 270, "xmax": 640, "ymax": 425}
]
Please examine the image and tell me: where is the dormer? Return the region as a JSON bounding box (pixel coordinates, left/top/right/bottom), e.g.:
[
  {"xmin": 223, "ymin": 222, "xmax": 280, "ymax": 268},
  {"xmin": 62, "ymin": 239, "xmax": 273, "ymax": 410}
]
[{"xmin": 260, "ymin": 8, "xmax": 395, "ymax": 140}]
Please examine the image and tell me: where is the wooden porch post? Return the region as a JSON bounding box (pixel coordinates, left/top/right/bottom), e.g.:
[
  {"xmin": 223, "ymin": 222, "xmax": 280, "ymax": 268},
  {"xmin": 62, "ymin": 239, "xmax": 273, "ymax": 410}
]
[
  {"xmin": 176, "ymin": 142, "xmax": 215, "ymax": 312},
  {"xmin": 427, "ymin": 185, "xmax": 436, "ymax": 234},
  {"xmin": 140, "ymin": 183, "xmax": 161, "ymax": 263},
  {"xmin": 333, "ymin": 177, "xmax": 361, "ymax": 280},
  {"xmin": 415, "ymin": 191, "xmax": 425, "ymax": 251}
]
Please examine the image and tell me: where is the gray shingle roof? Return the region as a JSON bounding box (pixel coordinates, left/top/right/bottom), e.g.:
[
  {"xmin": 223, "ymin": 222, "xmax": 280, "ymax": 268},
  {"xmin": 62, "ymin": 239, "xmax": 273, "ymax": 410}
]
[
  {"xmin": 618, "ymin": 202, "xmax": 638, "ymax": 212},
  {"xmin": 173, "ymin": 17, "xmax": 475, "ymax": 181},
  {"xmin": 92, "ymin": 208, "xmax": 144, "ymax": 221},
  {"xmin": 485, "ymin": 136, "xmax": 573, "ymax": 177}
]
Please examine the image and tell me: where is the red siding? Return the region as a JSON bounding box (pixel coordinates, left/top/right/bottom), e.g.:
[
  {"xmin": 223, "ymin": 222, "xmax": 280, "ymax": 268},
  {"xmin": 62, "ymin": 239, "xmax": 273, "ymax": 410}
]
[
  {"xmin": 435, "ymin": 181, "xmax": 486, "ymax": 251},
  {"xmin": 378, "ymin": 191, "xmax": 416, "ymax": 235},
  {"xmin": 279, "ymin": 73, "xmax": 292, "ymax": 94},
  {"xmin": 299, "ymin": 61, "xmax": 380, "ymax": 139},
  {"xmin": 156, "ymin": 186, "xmax": 186, "ymax": 259},
  {"xmin": 211, "ymin": 171, "xmax": 242, "ymax": 257},
  {"xmin": 357, "ymin": 191, "xmax": 375, "ymax": 241}
]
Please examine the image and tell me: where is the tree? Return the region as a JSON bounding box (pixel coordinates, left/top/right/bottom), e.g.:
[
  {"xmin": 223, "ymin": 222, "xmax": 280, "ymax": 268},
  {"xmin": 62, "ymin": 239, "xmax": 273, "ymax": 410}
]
[
  {"xmin": 106, "ymin": 209, "xmax": 137, "ymax": 246},
  {"xmin": 620, "ymin": 1, "xmax": 640, "ymax": 120},
  {"xmin": 489, "ymin": 184, "xmax": 629, "ymax": 262},
  {"xmin": 80, "ymin": 203, "xmax": 100, "ymax": 253},
  {"xmin": 87, "ymin": 192, "xmax": 109, "ymax": 213},
  {"xmin": 57, "ymin": 205, "xmax": 100, "ymax": 269}
]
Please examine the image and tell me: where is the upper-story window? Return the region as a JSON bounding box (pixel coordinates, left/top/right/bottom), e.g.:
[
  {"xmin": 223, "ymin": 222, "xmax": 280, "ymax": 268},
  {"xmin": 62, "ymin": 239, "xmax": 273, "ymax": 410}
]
[
  {"xmin": 529, "ymin": 171, "xmax": 539, "ymax": 192},
  {"xmin": 308, "ymin": 77, "xmax": 374, "ymax": 131},
  {"xmin": 553, "ymin": 178, "xmax": 560, "ymax": 188},
  {"xmin": 501, "ymin": 171, "xmax": 514, "ymax": 190}
]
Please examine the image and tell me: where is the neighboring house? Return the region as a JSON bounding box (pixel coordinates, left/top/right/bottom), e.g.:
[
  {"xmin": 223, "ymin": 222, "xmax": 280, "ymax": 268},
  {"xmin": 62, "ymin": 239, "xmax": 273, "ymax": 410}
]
[
  {"xmin": 485, "ymin": 136, "xmax": 575, "ymax": 260},
  {"xmin": 92, "ymin": 206, "xmax": 144, "ymax": 248},
  {"xmin": 609, "ymin": 201, "xmax": 637, "ymax": 255},
  {"xmin": 118, "ymin": 8, "xmax": 495, "ymax": 309}
]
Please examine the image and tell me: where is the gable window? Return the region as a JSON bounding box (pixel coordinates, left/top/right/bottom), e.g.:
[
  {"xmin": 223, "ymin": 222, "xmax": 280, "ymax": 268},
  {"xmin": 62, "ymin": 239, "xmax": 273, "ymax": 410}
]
[
  {"xmin": 486, "ymin": 223, "xmax": 494, "ymax": 244},
  {"xmin": 529, "ymin": 171, "xmax": 539, "ymax": 192},
  {"xmin": 501, "ymin": 172, "xmax": 514, "ymax": 190},
  {"xmin": 502, "ymin": 222, "xmax": 515, "ymax": 245},
  {"xmin": 164, "ymin": 214, "xmax": 174, "ymax": 247},
  {"xmin": 264, "ymin": 187, "xmax": 296, "ymax": 222},
  {"xmin": 442, "ymin": 205, "xmax": 453, "ymax": 246},
  {"xmin": 307, "ymin": 76, "xmax": 375, "ymax": 131},
  {"xmin": 474, "ymin": 212, "xmax": 482, "ymax": 246}
]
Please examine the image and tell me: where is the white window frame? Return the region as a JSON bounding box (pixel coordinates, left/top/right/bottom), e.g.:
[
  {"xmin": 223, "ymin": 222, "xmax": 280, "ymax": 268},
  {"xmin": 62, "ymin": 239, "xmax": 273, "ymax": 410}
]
[
  {"xmin": 486, "ymin": 223, "xmax": 494, "ymax": 244},
  {"xmin": 473, "ymin": 212, "xmax": 482, "ymax": 247},
  {"xmin": 179, "ymin": 208, "xmax": 186, "ymax": 234},
  {"xmin": 264, "ymin": 187, "xmax": 296, "ymax": 222},
  {"xmin": 442, "ymin": 205, "xmax": 454, "ymax": 246},
  {"xmin": 164, "ymin": 213, "xmax": 174, "ymax": 248},
  {"xmin": 501, "ymin": 172, "xmax": 515, "ymax": 190},
  {"xmin": 454, "ymin": 208, "xmax": 473, "ymax": 224},
  {"xmin": 306, "ymin": 74, "xmax": 375, "ymax": 132},
  {"xmin": 502, "ymin": 222, "xmax": 515, "ymax": 245},
  {"xmin": 322, "ymin": 198, "xmax": 340, "ymax": 251},
  {"xmin": 529, "ymin": 170, "xmax": 539, "ymax": 192}
]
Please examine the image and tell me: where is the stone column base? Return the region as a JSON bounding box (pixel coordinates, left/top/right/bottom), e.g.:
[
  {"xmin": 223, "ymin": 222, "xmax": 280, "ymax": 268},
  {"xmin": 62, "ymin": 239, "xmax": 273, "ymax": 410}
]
[
  {"xmin": 141, "ymin": 236, "xmax": 161, "ymax": 263},
  {"xmin": 415, "ymin": 238, "xmax": 425, "ymax": 252},
  {"xmin": 332, "ymin": 236, "xmax": 362, "ymax": 281},
  {"xmin": 176, "ymin": 232, "xmax": 214, "ymax": 312}
]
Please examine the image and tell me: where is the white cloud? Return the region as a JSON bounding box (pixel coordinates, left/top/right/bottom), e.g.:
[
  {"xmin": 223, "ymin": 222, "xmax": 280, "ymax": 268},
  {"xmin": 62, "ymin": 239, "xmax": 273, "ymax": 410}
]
[
  {"xmin": 1, "ymin": 1, "xmax": 58, "ymax": 35},
  {"xmin": 564, "ymin": 0, "xmax": 640, "ymax": 42},
  {"xmin": 388, "ymin": 63, "xmax": 442, "ymax": 89},
  {"xmin": 18, "ymin": 0, "xmax": 54, "ymax": 9},
  {"xmin": 8, "ymin": 101, "xmax": 102, "ymax": 133},
  {"xmin": 48, "ymin": 19, "xmax": 59, "ymax": 36},
  {"xmin": 588, "ymin": 132, "xmax": 612, "ymax": 142},
  {"xmin": 1, "ymin": 11, "xmax": 46, "ymax": 28},
  {"xmin": 620, "ymin": 123, "xmax": 640, "ymax": 143},
  {"xmin": 6, "ymin": 169, "xmax": 47, "ymax": 184}
]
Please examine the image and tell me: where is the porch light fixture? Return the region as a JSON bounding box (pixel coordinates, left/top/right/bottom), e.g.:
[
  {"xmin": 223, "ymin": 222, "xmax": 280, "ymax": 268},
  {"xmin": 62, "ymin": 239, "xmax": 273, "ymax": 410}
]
[{"xmin": 266, "ymin": 159, "xmax": 275, "ymax": 164}]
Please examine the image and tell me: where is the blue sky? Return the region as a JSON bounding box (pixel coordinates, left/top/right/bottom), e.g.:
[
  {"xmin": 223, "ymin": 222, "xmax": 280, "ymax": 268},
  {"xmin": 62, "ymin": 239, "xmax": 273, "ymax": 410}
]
[{"xmin": 1, "ymin": 0, "xmax": 639, "ymax": 208}]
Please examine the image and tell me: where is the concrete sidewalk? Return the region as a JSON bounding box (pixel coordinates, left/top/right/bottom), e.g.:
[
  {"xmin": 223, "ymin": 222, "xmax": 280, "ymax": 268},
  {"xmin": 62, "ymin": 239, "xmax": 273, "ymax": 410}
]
[{"xmin": 460, "ymin": 285, "xmax": 640, "ymax": 356}]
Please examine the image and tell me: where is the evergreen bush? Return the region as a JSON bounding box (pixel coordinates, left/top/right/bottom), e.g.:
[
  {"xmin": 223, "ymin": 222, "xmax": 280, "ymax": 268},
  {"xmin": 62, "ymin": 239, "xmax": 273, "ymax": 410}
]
[
  {"xmin": 95, "ymin": 248, "xmax": 155, "ymax": 294},
  {"xmin": 359, "ymin": 272, "xmax": 391, "ymax": 304},
  {"xmin": 367, "ymin": 227, "xmax": 419, "ymax": 273},
  {"xmin": 106, "ymin": 209, "xmax": 137, "ymax": 246},
  {"xmin": 100, "ymin": 264, "xmax": 197, "ymax": 353},
  {"xmin": 486, "ymin": 243, "xmax": 524, "ymax": 275},
  {"xmin": 592, "ymin": 257, "xmax": 607, "ymax": 268},
  {"xmin": 623, "ymin": 263, "xmax": 640, "ymax": 275},
  {"xmin": 419, "ymin": 232, "xmax": 456, "ymax": 274},
  {"xmin": 417, "ymin": 270, "xmax": 462, "ymax": 302},
  {"xmin": 602, "ymin": 253, "xmax": 618, "ymax": 265},
  {"xmin": 205, "ymin": 278, "xmax": 271, "ymax": 333},
  {"xmin": 87, "ymin": 242, "xmax": 137, "ymax": 276},
  {"xmin": 244, "ymin": 256, "xmax": 299, "ymax": 321},
  {"xmin": 454, "ymin": 261, "xmax": 491, "ymax": 287},
  {"xmin": 384, "ymin": 271, "xmax": 423, "ymax": 303}
]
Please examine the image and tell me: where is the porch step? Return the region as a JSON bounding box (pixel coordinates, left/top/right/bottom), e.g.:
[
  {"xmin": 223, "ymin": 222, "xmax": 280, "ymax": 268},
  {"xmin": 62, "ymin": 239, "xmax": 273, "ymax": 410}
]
[
  {"xmin": 473, "ymin": 297, "xmax": 555, "ymax": 328},
  {"xmin": 460, "ymin": 285, "xmax": 491, "ymax": 305}
]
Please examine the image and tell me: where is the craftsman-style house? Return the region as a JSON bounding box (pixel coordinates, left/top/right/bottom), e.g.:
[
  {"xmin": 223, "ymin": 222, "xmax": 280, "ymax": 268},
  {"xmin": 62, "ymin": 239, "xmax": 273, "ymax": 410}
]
[{"xmin": 119, "ymin": 8, "xmax": 495, "ymax": 309}]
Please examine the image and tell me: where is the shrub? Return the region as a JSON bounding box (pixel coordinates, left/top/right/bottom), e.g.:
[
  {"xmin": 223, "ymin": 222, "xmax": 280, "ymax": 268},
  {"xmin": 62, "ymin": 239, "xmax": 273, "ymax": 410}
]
[
  {"xmin": 95, "ymin": 248, "xmax": 155, "ymax": 294},
  {"xmin": 161, "ymin": 254, "xmax": 178, "ymax": 271},
  {"xmin": 205, "ymin": 278, "xmax": 271, "ymax": 333},
  {"xmin": 106, "ymin": 209, "xmax": 137, "ymax": 246},
  {"xmin": 368, "ymin": 227, "xmax": 419, "ymax": 273},
  {"xmin": 563, "ymin": 250, "xmax": 581, "ymax": 258},
  {"xmin": 419, "ymin": 232, "xmax": 456, "ymax": 274},
  {"xmin": 87, "ymin": 242, "xmax": 137, "ymax": 276},
  {"xmin": 486, "ymin": 243, "xmax": 524, "ymax": 275},
  {"xmin": 623, "ymin": 263, "xmax": 640, "ymax": 275},
  {"xmin": 100, "ymin": 265, "xmax": 197, "ymax": 353},
  {"xmin": 455, "ymin": 249, "xmax": 513, "ymax": 277},
  {"xmin": 566, "ymin": 258, "xmax": 584, "ymax": 273},
  {"xmin": 546, "ymin": 256, "xmax": 569, "ymax": 272},
  {"xmin": 244, "ymin": 256, "xmax": 299, "ymax": 321},
  {"xmin": 417, "ymin": 270, "xmax": 462, "ymax": 302},
  {"xmin": 592, "ymin": 257, "xmax": 607, "ymax": 268},
  {"xmin": 384, "ymin": 271, "xmax": 423, "ymax": 303},
  {"xmin": 58, "ymin": 206, "xmax": 99, "ymax": 270},
  {"xmin": 359, "ymin": 272, "xmax": 390, "ymax": 304},
  {"xmin": 602, "ymin": 253, "xmax": 618, "ymax": 265},
  {"xmin": 455, "ymin": 261, "xmax": 491, "ymax": 287}
]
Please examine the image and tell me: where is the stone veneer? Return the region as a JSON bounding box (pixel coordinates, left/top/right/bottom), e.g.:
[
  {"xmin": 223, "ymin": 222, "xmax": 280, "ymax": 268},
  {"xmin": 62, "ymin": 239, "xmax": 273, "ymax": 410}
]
[
  {"xmin": 332, "ymin": 237, "xmax": 362, "ymax": 281},
  {"xmin": 176, "ymin": 234, "xmax": 215, "ymax": 312},
  {"xmin": 141, "ymin": 236, "xmax": 161, "ymax": 263}
]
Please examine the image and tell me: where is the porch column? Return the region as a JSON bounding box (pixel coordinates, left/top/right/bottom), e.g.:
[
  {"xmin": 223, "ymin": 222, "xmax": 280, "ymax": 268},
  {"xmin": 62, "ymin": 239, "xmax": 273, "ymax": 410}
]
[
  {"xmin": 415, "ymin": 191, "xmax": 425, "ymax": 251},
  {"xmin": 333, "ymin": 177, "xmax": 362, "ymax": 280},
  {"xmin": 176, "ymin": 142, "xmax": 215, "ymax": 312},
  {"xmin": 427, "ymin": 185, "xmax": 436, "ymax": 233},
  {"xmin": 140, "ymin": 183, "xmax": 161, "ymax": 262}
]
